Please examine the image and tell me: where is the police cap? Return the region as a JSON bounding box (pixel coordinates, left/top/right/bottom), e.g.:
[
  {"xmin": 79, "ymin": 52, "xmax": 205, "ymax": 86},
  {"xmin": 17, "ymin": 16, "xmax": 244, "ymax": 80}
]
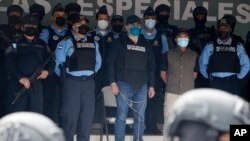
[
  {"xmin": 217, "ymin": 18, "xmax": 232, "ymax": 28},
  {"xmin": 68, "ymin": 13, "xmax": 89, "ymax": 25},
  {"xmin": 143, "ymin": 6, "xmax": 156, "ymax": 17},
  {"xmin": 175, "ymin": 28, "xmax": 189, "ymax": 37},
  {"xmin": 29, "ymin": 4, "xmax": 45, "ymax": 18},
  {"xmin": 126, "ymin": 15, "xmax": 141, "ymax": 24},
  {"xmin": 21, "ymin": 15, "xmax": 39, "ymax": 26},
  {"xmin": 97, "ymin": 5, "xmax": 109, "ymax": 16},
  {"xmin": 52, "ymin": 3, "xmax": 64, "ymax": 15},
  {"xmin": 7, "ymin": 5, "xmax": 23, "ymax": 16},
  {"xmin": 155, "ymin": 4, "xmax": 170, "ymax": 15},
  {"xmin": 65, "ymin": 2, "xmax": 81, "ymax": 14}
]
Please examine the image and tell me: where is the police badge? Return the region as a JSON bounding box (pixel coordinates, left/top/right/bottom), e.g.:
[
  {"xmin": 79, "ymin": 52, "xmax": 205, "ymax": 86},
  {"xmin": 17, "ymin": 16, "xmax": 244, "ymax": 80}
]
[
  {"xmin": 94, "ymin": 36, "xmax": 100, "ymax": 41},
  {"xmin": 53, "ymin": 35, "xmax": 59, "ymax": 40},
  {"xmin": 107, "ymin": 36, "xmax": 112, "ymax": 42},
  {"xmin": 153, "ymin": 40, "xmax": 159, "ymax": 46}
]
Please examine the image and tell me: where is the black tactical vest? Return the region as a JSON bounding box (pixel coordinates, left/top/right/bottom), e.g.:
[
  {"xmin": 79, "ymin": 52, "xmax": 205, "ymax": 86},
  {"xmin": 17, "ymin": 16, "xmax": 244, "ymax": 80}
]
[
  {"xmin": 146, "ymin": 31, "xmax": 163, "ymax": 71},
  {"xmin": 66, "ymin": 37, "xmax": 96, "ymax": 72},
  {"xmin": 48, "ymin": 27, "xmax": 69, "ymax": 52},
  {"xmin": 209, "ymin": 40, "xmax": 240, "ymax": 73}
]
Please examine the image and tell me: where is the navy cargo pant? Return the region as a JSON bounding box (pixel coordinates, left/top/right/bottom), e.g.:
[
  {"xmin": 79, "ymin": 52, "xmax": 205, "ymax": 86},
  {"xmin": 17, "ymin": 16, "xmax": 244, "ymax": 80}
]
[{"xmin": 60, "ymin": 76, "xmax": 95, "ymax": 141}]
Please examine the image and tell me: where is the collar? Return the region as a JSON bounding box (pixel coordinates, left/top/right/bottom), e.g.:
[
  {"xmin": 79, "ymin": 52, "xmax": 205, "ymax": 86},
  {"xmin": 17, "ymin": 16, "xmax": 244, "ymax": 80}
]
[
  {"xmin": 95, "ymin": 27, "xmax": 110, "ymax": 36},
  {"xmin": 71, "ymin": 30, "xmax": 87, "ymax": 42},
  {"xmin": 51, "ymin": 24, "xmax": 67, "ymax": 33},
  {"xmin": 141, "ymin": 28, "xmax": 157, "ymax": 39},
  {"xmin": 217, "ymin": 37, "xmax": 232, "ymax": 45}
]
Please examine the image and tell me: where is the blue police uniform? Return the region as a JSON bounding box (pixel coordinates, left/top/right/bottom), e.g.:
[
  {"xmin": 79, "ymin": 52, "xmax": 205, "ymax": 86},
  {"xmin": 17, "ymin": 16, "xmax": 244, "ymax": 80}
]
[
  {"xmin": 141, "ymin": 28, "xmax": 168, "ymax": 132},
  {"xmin": 55, "ymin": 30, "xmax": 101, "ymax": 141},
  {"xmin": 199, "ymin": 37, "xmax": 250, "ymax": 95},
  {"xmin": 39, "ymin": 24, "xmax": 69, "ymax": 123}
]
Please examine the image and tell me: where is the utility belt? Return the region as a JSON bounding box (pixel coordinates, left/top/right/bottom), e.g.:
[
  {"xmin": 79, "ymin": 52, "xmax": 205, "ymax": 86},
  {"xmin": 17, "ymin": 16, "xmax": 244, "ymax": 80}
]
[
  {"xmin": 66, "ymin": 73, "xmax": 94, "ymax": 81},
  {"xmin": 210, "ymin": 74, "xmax": 238, "ymax": 81}
]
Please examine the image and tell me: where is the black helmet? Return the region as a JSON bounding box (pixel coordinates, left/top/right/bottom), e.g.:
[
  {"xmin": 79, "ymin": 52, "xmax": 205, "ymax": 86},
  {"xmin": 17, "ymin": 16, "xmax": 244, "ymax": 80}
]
[
  {"xmin": 7, "ymin": 5, "xmax": 23, "ymax": 16},
  {"xmin": 193, "ymin": 6, "xmax": 207, "ymax": 17}
]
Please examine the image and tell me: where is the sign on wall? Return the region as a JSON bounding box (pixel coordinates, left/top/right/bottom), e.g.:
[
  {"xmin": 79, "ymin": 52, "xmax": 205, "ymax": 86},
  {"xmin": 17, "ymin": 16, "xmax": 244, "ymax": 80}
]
[{"xmin": 0, "ymin": 0, "xmax": 249, "ymax": 38}]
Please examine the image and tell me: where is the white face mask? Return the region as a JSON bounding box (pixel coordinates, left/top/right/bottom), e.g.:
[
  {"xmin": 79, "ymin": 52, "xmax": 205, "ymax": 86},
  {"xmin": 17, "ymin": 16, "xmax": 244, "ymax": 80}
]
[
  {"xmin": 145, "ymin": 19, "xmax": 156, "ymax": 30},
  {"xmin": 98, "ymin": 20, "xmax": 108, "ymax": 30},
  {"xmin": 177, "ymin": 38, "xmax": 189, "ymax": 48}
]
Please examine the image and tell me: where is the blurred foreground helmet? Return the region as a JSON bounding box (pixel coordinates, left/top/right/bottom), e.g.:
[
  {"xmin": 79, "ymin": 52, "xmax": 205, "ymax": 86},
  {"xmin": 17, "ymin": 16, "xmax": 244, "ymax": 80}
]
[
  {"xmin": 0, "ymin": 112, "xmax": 65, "ymax": 141},
  {"xmin": 166, "ymin": 88, "xmax": 250, "ymax": 141}
]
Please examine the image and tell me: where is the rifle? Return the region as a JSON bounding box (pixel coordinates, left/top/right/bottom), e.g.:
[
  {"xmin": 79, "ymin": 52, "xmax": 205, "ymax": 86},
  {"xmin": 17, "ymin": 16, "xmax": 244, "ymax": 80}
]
[{"xmin": 11, "ymin": 53, "xmax": 54, "ymax": 104}]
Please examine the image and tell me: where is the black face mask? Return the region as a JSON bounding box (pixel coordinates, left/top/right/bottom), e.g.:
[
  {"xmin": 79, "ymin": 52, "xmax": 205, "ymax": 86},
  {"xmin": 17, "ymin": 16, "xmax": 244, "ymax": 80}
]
[
  {"xmin": 112, "ymin": 24, "xmax": 123, "ymax": 33},
  {"xmin": 78, "ymin": 25, "xmax": 89, "ymax": 35},
  {"xmin": 157, "ymin": 14, "xmax": 169, "ymax": 26},
  {"xmin": 194, "ymin": 18, "xmax": 206, "ymax": 29},
  {"xmin": 8, "ymin": 15, "xmax": 21, "ymax": 27},
  {"xmin": 218, "ymin": 31, "xmax": 230, "ymax": 40},
  {"xmin": 55, "ymin": 17, "xmax": 66, "ymax": 27},
  {"xmin": 24, "ymin": 27, "xmax": 38, "ymax": 36}
]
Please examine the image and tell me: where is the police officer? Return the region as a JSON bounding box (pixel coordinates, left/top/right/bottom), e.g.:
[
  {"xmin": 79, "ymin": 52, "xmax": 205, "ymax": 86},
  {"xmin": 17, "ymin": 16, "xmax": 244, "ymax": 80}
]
[
  {"xmin": 107, "ymin": 15, "xmax": 155, "ymax": 141},
  {"xmin": 29, "ymin": 4, "xmax": 46, "ymax": 35},
  {"xmin": 222, "ymin": 15, "xmax": 245, "ymax": 44},
  {"xmin": 0, "ymin": 112, "xmax": 65, "ymax": 141},
  {"xmin": 199, "ymin": 18, "xmax": 250, "ymax": 96},
  {"xmin": 189, "ymin": 6, "xmax": 214, "ymax": 88},
  {"xmin": 0, "ymin": 5, "xmax": 23, "ymax": 117},
  {"xmin": 245, "ymin": 31, "xmax": 250, "ymax": 102},
  {"xmin": 5, "ymin": 15, "xmax": 54, "ymax": 113},
  {"xmin": 65, "ymin": 2, "xmax": 82, "ymax": 28},
  {"xmin": 166, "ymin": 88, "xmax": 250, "ymax": 141},
  {"xmin": 155, "ymin": 4, "xmax": 178, "ymax": 49},
  {"xmin": 89, "ymin": 5, "xmax": 114, "ymax": 101},
  {"xmin": 39, "ymin": 3, "xmax": 69, "ymax": 123},
  {"xmin": 55, "ymin": 14, "xmax": 101, "ymax": 141},
  {"xmin": 141, "ymin": 6, "xmax": 168, "ymax": 134},
  {"xmin": 111, "ymin": 15, "xmax": 126, "ymax": 39}
]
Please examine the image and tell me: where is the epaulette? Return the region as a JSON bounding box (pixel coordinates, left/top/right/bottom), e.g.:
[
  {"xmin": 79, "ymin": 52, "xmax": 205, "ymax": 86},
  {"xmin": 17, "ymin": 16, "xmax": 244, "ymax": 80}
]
[{"xmin": 62, "ymin": 36, "xmax": 71, "ymax": 41}]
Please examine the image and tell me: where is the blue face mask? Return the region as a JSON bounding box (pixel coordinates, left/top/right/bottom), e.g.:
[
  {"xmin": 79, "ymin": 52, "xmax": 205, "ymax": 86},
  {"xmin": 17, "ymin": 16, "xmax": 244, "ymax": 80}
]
[
  {"xmin": 177, "ymin": 38, "xmax": 189, "ymax": 48},
  {"xmin": 145, "ymin": 19, "xmax": 156, "ymax": 29},
  {"xmin": 129, "ymin": 26, "xmax": 141, "ymax": 36}
]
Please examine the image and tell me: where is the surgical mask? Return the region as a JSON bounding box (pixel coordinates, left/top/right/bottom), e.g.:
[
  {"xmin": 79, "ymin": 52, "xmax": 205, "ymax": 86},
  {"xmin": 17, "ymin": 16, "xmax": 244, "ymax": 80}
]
[
  {"xmin": 145, "ymin": 19, "xmax": 156, "ymax": 29},
  {"xmin": 129, "ymin": 26, "xmax": 141, "ymax": 36},
  {"xmin": 78, "ymin": 25, "xmax": 89, "ymax": 35},
  {"xmin": 177, "ymin": 38, "xmax": 189, "ymax": 48},
  {"xmin": 97, "ymin": 20, "xmax": 108, "ymax": 30},
  {"xmin": 24, "ymin": 27, "xmax": 38, "ymax": 36},
  {"xmin": 112, "ymin": 24, "xmax": 123, "ymax": 33},
  {"xmin": 218, "ymin": 31, "xmax": 230, "ymax": 40},
  {"xmin": 55, "ymin": 17, "xmax": 66, "ymax": 27}
]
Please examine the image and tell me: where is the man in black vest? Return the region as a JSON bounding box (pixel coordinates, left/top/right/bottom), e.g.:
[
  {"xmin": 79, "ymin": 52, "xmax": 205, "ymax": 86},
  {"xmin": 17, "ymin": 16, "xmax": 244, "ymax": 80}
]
[
  {"xmin": 5, "ymin": 15, "xmax": 54, "ymax": 113},
  {"xmin": 55, "ymin": 14, "xmax": 101, "ymax": 141},
  {"xmin": 155, "ymin": 4, "xmax": 178, "ymax": 49},
  {"xmin": 189, "ymin": 6, "xmax": 214, "ymax": 88},
  {"xmin": 107, "ymin": 15, "xmax": 155, "ymax": 141},
  {"xmin": 199, "ymin": 18, "xmax": 250, "ymax": 95},
  {"xmin": 89, "ymin": 5, "xmax": 114, "ymax": 101},
  {"xmin": 0, "ymin": 5, "xmax": 23, "ymax": 117},
  {"xmin": 141, "ymin": 6, "xmax": 168, "ymax": 134},
  {"xmin": 39, "ymin": 3, "xmax": 69, "ymax": 123}
]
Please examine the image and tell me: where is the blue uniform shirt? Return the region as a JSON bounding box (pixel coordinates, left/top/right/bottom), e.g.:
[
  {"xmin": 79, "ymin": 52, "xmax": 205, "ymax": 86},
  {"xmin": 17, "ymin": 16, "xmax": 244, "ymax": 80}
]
[
  {"xmin": 199, "ymin": 38, "xmax": 250, "ymax": 79},
  {"xmin": 94, "ymin": 27, "xmax": 111, "ymax": 37},
  {"xmin": 55, "ymin": 30, "xmax": 102, "ymax": 76},
  {"xmin": 39, "ymin": 24, "xmax": 68, "ymax": 44},
  {"xmin": 141, "ymin": 28, "xmax": 169, "ymax": 53}
]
